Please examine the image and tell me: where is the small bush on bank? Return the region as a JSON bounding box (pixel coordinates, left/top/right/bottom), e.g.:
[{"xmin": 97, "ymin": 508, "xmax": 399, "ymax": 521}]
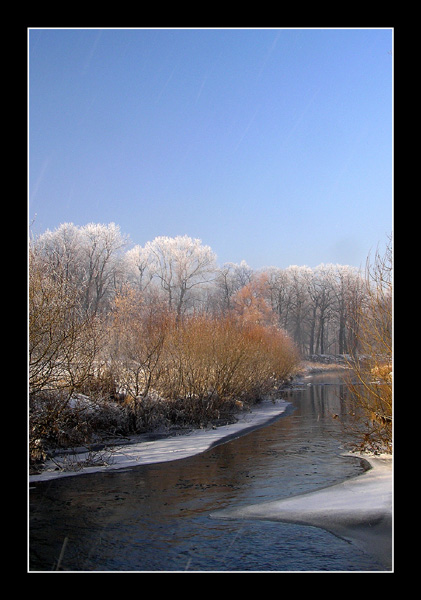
[{"xmin": 29, "ymin": 391, "xmax": 92, "ymax": 464}]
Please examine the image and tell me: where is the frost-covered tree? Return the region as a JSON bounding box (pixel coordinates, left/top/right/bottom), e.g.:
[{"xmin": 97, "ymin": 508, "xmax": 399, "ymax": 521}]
[
  {"xmin": 34, "ymin": 222, "xmax": 84, "ymax": 292},
  {"xmin": 33, "ymin": 222, "xmax": 129, "ymax": 314},
  {"xmin": 308, "ymin": 264, "xmax": 336, "ymax": 355},
  {"xmin": 261, "ymin": 263, "xmax": 367, "ymax": 356},
  {"xmin": 124, "ymin": 244, "xmax": 154, "ymax": 292},
  {"xmin": 265, "ymin": 267, "xmax": 293, "ymax": 330},
  {"xmin": 332, "ymin": 264, "xmax": 364, "ymax": 355},
  {"xmin": 284, "ymin": 265, "xmax": 313, "ymax": 353},
  {"xmin": 212, "ymin": 260, "xmax": 254, "ymax": 314},
  {"xmin": 79, "ymin": 222, "xmax": 128, "ymax": 313},
  {"xmin": 144, "ymin": 235, "xmax": 217, "ymax": 318}
]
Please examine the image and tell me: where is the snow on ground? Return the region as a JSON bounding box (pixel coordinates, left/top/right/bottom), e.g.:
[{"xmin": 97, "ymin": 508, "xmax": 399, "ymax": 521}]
[
  {"xmin": 211, "ymin": 454, "xmax": 393, "ymax": 570},
  {"xmin": 29, "ymin": 397, "xmax": 291, "ymax": 482}
]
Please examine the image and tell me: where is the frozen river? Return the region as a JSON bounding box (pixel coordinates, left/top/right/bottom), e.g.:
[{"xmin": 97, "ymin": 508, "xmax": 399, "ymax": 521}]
[{"xmin": 29, "ymin": 373, "xmax": 389, "ymax": 571}]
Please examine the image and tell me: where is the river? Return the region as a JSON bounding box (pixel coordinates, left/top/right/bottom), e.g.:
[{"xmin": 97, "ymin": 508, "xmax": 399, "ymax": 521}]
[{"xmin": 29, "ymin": 372, "xmax": 387, "ymax": 572}]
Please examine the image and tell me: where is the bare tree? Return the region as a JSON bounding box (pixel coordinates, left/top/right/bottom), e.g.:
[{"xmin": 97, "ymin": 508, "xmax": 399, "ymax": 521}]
[
  {"xmin": 29, "ymin": 244, "xmax": 105, "ymax": 397},
  {"xmin": 110, "ymin": 287, "xmax": 171, "ymax": 400}
]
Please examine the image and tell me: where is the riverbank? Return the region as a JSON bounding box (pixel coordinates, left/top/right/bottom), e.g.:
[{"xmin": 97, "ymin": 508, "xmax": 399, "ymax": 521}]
[
  {"xmin": 28, "ymin": 360, "xmax": 348, "ymax": 482},
  {"xmin": 211, "ymin": 453, "xmax": 393, "ymax": 570},
  {"xmin": 29, "ymin": 396, "xmax": 291, "ymax": 482}
]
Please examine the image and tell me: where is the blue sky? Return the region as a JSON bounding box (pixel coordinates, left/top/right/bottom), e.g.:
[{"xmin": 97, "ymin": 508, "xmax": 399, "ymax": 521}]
[{"xmin": 29, "ymin": 27, "xmax": 393, "ymax": 269}]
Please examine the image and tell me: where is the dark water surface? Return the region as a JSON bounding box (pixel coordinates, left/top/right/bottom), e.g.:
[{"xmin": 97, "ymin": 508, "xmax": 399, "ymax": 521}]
[{"xmin": 29, "ymin": 373, "xmax": 386, "ymax": 572}]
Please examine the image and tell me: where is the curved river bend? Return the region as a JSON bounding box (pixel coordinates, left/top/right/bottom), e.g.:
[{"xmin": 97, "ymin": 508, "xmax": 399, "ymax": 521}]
[{"xmin": 29, "ymin": 373, "xmax": 386, "ymax": 572}]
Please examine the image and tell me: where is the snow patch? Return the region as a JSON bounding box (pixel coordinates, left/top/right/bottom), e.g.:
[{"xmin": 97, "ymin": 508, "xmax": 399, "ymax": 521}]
[
  {"xmin": 29, "ymin": 398, "xmax": 290, "ymax": 482},
  {"xmin": 211, "ymin": 454, "xmax": 393, "ymax": 570}
]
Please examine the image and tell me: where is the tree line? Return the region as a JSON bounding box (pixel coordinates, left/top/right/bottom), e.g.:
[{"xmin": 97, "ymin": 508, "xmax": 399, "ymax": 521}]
[{"xmin": 30, "ymin": 222, "xmax": 368, "ymax": 356}]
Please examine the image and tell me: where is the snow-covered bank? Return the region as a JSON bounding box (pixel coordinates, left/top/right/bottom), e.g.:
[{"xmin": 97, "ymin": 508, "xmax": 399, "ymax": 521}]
[
  {"xmin": 211, "ymin": 454, "xmax": 393, "ymax": 570},
  {"xmin": 29, "ymin": 398, "xmax": 291, "ymax": 483}
]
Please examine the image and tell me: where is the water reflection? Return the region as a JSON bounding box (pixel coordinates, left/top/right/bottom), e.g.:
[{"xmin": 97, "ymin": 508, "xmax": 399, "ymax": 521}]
[{"xmin": 29, "ymin": 374, "xmax": 384, "ymax": 571}]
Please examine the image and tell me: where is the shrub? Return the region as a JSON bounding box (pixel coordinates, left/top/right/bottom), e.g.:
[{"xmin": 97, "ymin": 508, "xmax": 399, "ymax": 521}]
[
  {"xmin": 344, "ymin": 238, "xmax": 392, "ymax": 453},
  {"xmin": 155, "ymin": 313, "xmax": 299, "ymax": 415}
]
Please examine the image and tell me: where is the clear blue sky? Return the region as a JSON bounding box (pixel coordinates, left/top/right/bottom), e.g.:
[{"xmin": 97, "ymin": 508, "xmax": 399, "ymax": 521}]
[{"xmin": 29, "ymin": 27, "xmax": 393, "ymax": 269}]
